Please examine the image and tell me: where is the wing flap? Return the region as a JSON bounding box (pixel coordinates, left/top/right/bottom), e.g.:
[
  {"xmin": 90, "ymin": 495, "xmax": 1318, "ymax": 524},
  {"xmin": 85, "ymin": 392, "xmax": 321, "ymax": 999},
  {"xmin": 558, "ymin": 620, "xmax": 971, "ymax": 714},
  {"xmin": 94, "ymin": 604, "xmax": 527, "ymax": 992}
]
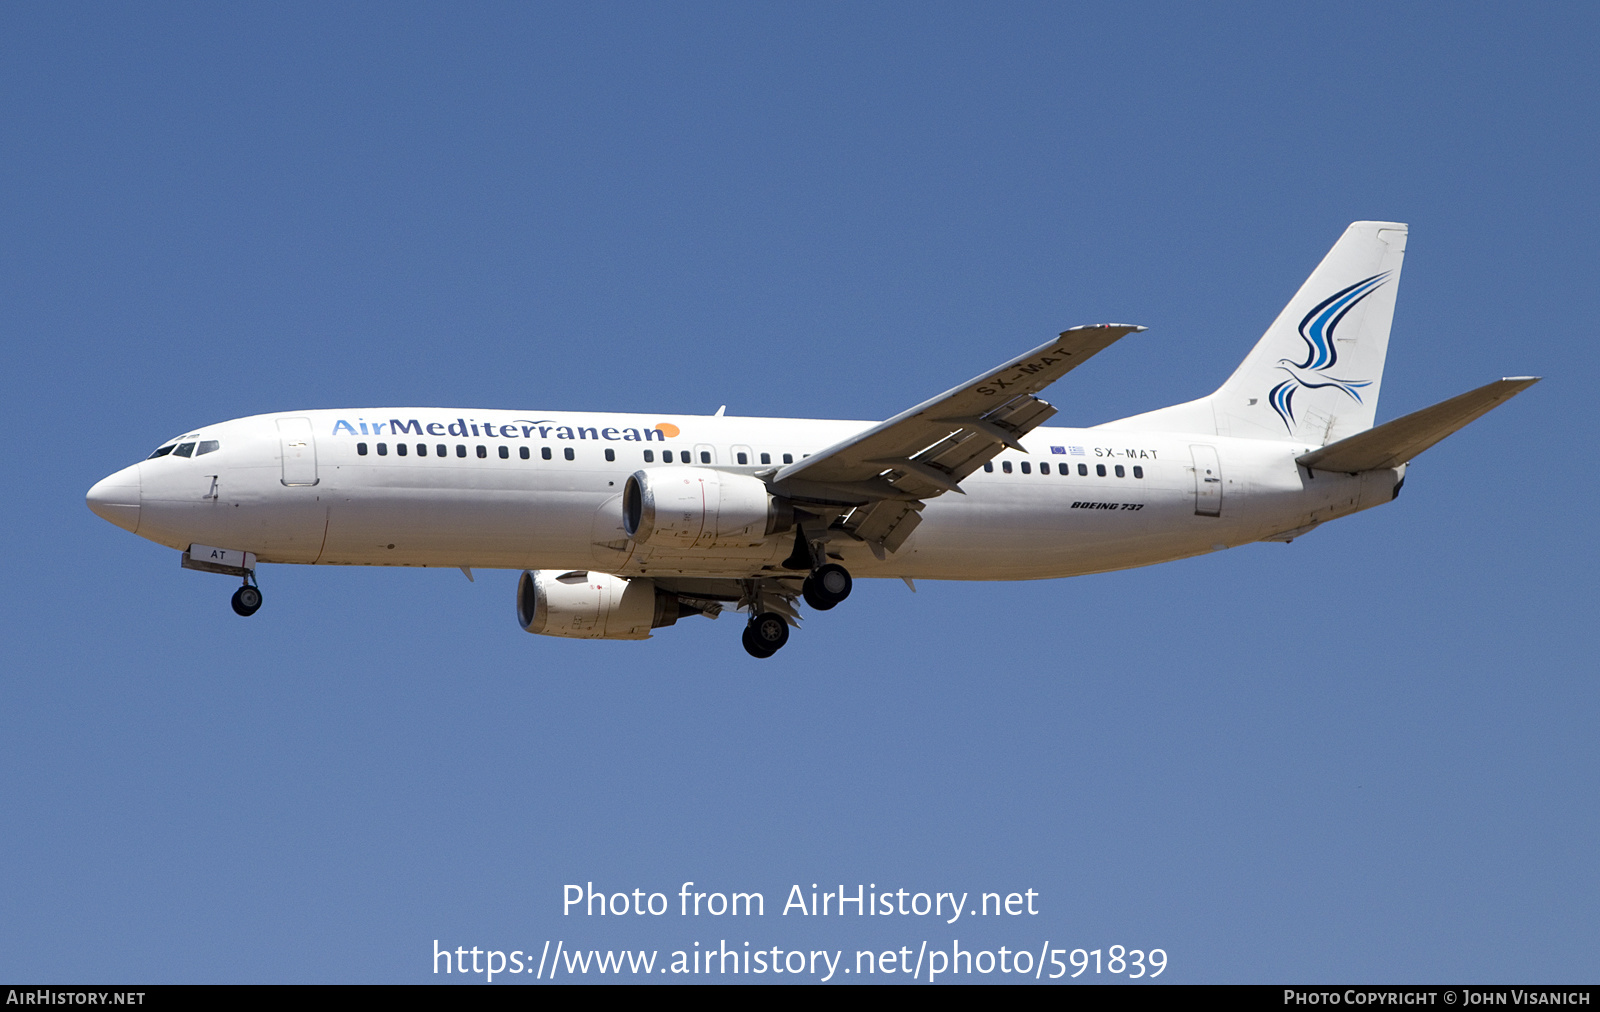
[
  {"xmin": 839, "ymin": 500, "xmax": 925, "ymax": 554},
  {"xmin": 1297, "ymin": 377, "xmax": 1539, "ymax": 473}
]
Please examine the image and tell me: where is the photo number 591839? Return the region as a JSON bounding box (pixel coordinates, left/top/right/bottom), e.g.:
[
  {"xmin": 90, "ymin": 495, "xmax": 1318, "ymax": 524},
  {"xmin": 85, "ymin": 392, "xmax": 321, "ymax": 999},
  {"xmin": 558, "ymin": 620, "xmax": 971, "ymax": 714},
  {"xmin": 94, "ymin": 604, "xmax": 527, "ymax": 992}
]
[{"xmin": 1063, "ymin": 946, "xmax": 1166, "ymax": 978}]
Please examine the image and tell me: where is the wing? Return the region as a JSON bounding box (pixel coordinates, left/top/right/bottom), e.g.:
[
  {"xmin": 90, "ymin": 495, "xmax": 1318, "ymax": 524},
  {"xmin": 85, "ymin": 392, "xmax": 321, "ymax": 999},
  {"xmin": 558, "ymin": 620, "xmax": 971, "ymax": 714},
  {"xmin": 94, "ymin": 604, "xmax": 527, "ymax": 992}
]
[{"xmin": 768, "ymin": 323, "xmax": 1145, "ymax": 553}]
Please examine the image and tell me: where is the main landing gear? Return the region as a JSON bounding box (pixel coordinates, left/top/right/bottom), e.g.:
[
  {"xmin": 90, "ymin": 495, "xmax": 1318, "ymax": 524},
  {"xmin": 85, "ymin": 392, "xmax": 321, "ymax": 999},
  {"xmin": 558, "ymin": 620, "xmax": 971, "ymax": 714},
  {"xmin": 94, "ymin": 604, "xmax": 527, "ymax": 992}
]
[
  {"xmin": 739, "ymin": 565, "xmax": 855, "ymax": 659},
  {"xmin": 786, "ymin": 527, "xmax": 854, "ymax": 612},
  {"xmin": 802, "ymin": 563, "xmax": 852, "ymax": 611},
  {"xmin": 231, "ymin": 576, "xmax": 262, "ymax": 617},
  {"xmin": 742, "ymin": 612, "xmax": 790, "ymax": 659},
  {"xmin": 742, "ymin": 528, "xmax": 857, "ymax": 657}
]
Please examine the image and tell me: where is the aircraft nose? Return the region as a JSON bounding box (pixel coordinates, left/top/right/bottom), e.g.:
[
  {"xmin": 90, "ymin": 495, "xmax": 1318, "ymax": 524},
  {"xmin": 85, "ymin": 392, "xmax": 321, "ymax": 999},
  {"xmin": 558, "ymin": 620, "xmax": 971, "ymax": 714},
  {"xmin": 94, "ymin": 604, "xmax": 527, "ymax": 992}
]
[{"xmin": 87, "ymin": 464, "xmax": 142, "ymax": 533}]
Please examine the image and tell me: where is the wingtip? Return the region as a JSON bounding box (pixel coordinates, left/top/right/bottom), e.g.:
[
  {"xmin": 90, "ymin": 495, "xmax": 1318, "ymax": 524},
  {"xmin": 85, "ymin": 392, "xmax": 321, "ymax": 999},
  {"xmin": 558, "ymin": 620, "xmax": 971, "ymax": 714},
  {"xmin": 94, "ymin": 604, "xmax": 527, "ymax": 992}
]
[{"xmin": 1061, "ymin": 323, "xmax": 1148, "ymax": 333}]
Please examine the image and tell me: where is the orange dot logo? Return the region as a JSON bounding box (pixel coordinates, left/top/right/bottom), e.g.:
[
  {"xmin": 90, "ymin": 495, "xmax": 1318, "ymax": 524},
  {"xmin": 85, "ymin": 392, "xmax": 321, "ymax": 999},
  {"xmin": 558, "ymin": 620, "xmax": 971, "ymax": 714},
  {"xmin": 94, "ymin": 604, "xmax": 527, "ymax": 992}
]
[{"xmin": 655, "ymin": 422, "xmax": 680, "ymax": 438}]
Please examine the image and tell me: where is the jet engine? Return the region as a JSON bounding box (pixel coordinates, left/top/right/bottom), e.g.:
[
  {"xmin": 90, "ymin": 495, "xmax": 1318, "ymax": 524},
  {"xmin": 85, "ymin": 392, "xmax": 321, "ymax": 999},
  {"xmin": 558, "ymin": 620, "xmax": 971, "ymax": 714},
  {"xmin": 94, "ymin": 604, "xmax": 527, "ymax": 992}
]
[
  {"xmin": 622, "ymin": 467, "xmax": 790, "ymax": 549},
  {"xmin": 517, "ymin": 569, "xmax": 708, "ymax": 640}
]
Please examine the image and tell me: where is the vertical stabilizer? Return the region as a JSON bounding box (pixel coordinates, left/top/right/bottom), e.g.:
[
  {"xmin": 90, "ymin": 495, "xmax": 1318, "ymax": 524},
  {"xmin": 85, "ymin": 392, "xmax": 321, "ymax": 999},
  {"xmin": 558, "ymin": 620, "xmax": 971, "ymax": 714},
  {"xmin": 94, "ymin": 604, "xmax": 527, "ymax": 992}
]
[
  {"xmin": 1215, "ymin": 221, "xmax": 1407, "ymax": 442},
  {"xmin": 1105, "ymin": 222, "xmax": 1407, "ymax": 443}
]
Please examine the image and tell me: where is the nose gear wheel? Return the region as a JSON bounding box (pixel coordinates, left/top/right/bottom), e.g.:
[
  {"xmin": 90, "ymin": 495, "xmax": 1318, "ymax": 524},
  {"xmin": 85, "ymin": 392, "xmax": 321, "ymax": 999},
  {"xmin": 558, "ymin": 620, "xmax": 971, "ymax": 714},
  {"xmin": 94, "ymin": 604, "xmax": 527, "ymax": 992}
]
[{"xmin": 231, "ymin": 584, "xmax": 262, "ymax": 617}]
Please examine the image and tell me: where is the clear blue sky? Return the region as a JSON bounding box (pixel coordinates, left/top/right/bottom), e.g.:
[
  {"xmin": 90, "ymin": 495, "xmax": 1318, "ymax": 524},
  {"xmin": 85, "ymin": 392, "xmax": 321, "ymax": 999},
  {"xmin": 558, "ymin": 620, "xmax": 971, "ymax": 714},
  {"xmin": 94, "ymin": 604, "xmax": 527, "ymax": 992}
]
[{"xmin": 3, "ymin": 1, "xmax": 1596, "ymax": 984}]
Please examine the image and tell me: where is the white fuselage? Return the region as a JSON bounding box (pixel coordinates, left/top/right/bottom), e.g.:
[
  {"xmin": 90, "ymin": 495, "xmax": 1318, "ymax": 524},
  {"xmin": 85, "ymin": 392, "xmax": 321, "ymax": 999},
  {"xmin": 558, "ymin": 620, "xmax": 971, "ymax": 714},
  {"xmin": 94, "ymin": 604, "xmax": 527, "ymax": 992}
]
[{"xmin": 92, "ymin": 408, "xmax": 1403, "ymax": 581}]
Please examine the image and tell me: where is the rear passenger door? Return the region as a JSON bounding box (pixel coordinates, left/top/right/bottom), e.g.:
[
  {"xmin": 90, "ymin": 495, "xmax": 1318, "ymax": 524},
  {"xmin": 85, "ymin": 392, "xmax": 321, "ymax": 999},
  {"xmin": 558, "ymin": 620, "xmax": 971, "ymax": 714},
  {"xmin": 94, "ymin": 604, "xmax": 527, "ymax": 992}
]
[{"xmin": 1190, "ymin": 444, "xmax": 1221, "ymax": 516}]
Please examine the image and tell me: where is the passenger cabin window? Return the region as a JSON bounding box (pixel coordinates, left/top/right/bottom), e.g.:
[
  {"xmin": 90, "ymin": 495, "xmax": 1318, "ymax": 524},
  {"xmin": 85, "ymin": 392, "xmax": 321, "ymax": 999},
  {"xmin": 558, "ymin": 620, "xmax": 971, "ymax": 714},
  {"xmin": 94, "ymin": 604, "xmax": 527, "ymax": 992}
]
[
  {"xmin": 499, "ymin": 446, "xmax": 509, "ymax": 459},
  {"xmin": 1114, "ymin": 464, "xmax": 1125, "ymax": 477},
  {"xmin": 782, "ymin": 453, "xmax": 793, "ymax": 464},
  {"xmin": 1078, "ymin": 464, "xmax": 1088, "ymax": 476},
  {"xmin": 519, "ymin": 447, "xmax": 529, "ymax": 459},
  {"xmin": 396, "ymin": 442, "xmax": 407, "ymax": 456},
  {"xmin": 983, "ymin": 461, "xmax": 993, "ymax": 472},
  {"xmin": 1039, "ymin": 461, "xmax": 1050, "ymax": 474},
  {"xmin": 1096, "ymin": 464, "xmax": 1106, "ymax": 476},
  {"xmin": 736, "ymin": 452, "xmax": 748, "ymax": 465},
  {"xmin": 1001, "ymin": 460, "xmax": 1012, "ymax": 473},
  {"xmin": 663, "ymin": 450, "xmax": 674, "ymax": 463},
  {"xmin": 1133, "ymin": 465, "xmax": 1144, "ymax": 478},
  {"xmin": 644, "ymin": 450, "xmax": 655, "ymax": 463},
  {"xmin": 476, "ymin": 445, "xmax": 487, "ymax": 458},
  {"xmin": 564, "ymin": 447, "xmax": 575, "ymax": 461},
  {"xmin": 417, "ymin": 444, "xmax": 428, "ymax": 456},
  {"xmin": 173, "ymin": 442, "xmax": 196, "ymax": 458},
  {"xmin": 1020, "ymin": 461, "xmax": 1031, "ymax": 474},
  {"xmin": 377, "ymin": 442, "xmax": 388, "ymax": 456},
  {"xmin": 541, "ymin": 447, "xmax": 552, "ymax": 460},
  {"xmin": 604, "ymin": 448, "xmax": 615, "ymax": 462},
  {"xmin": 760, "ymin": 452, "xmax": 771, "ymax": 464},
  {"xmin": 147, "ymin": 444, "xmax": 176, "ymax": 459},
  {"xmin": 456, "ymin": 445, "xmax": 467, "ymax": 458},
  {"xmin": 699, "ymin": 451, "xmax": 711, "ymax": 464},
  {"xmin": 196, "ymin": 440, "xmax": 219, "ymax": 456},
  {"xmin": 357, "ymin": 443, "xmax": 368, "ymax": 455},
  {"xmin": 437, "ymin": 444, "xmax": 447, "ymax": 457}
]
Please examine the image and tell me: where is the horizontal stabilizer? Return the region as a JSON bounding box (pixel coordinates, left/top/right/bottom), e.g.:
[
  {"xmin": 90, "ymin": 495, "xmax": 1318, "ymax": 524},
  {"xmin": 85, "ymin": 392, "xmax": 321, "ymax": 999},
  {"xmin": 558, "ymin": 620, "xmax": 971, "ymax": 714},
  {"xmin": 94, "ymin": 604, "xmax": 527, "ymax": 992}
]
[{"xmin": 1297, "ymin": 377, "xmax": 1540, "ymax": 473}]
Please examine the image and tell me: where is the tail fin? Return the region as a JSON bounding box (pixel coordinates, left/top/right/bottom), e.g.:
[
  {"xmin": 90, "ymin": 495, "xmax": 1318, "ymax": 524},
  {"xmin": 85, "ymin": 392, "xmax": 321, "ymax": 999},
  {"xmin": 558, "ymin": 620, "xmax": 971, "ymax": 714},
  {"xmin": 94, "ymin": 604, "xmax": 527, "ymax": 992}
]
[
  {"xmin": 1218, "ymin": 221, "xmax": 1407, "ymax": 442},
  {"xmin": 1107, "ymin": 221, "xmax": 1408, "ymax": 443}
]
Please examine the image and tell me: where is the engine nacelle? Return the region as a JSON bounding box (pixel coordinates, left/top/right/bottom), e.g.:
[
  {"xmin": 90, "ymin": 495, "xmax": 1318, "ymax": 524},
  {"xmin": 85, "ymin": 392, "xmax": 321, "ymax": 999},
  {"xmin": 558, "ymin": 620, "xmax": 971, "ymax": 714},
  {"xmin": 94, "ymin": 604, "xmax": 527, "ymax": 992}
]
[
  {"xmin": 517, "ymin": 570, "xmax": 701, "ymax": 640},
  {"xmin": 622, "ymin": 467, "xmax": 788, "ymax": 549}
]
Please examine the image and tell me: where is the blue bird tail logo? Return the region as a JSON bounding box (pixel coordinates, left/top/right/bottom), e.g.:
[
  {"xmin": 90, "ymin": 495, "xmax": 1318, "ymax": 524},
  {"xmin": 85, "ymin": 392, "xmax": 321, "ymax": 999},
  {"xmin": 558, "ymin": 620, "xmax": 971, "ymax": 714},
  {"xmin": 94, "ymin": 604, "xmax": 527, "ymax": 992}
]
[{"xmin": 1268, "ymin": 272, "xmax": 1388, "ymax": 432}]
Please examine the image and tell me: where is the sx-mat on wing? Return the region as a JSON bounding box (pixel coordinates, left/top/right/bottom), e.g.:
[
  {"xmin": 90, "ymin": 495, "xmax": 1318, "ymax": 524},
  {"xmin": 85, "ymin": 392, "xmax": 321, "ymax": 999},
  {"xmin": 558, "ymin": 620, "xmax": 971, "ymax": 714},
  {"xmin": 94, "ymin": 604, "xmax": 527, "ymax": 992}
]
[{"xmin": 766, "ymin": 324, "xmax": 1145, "ymax": 555}]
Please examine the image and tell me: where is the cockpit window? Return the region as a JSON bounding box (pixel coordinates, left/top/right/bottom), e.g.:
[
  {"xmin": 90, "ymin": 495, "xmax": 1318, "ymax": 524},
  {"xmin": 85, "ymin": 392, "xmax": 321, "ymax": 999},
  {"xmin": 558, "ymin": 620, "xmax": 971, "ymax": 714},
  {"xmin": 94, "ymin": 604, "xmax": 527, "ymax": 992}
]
[
  {"xmin": 173, "ymin": 442, "xmax": 196, "ymax": 458},
  {"xmin": 195, "ymin": 440, "xmax": 220, "ymax": 456},
  {"xmin": 147, "ymin": 444, "xmax": 176, "ymax": 459}
]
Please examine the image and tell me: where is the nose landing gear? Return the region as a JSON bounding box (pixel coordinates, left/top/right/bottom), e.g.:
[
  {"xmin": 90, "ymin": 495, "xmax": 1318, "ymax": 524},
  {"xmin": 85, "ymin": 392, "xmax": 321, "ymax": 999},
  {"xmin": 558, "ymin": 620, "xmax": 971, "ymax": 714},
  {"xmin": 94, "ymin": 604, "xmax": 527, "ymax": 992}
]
[
  {"xmin": 230, "ymin": 577, "xmax": 262, "ymax": 617},
  {"xmin": 181, "ymin": 545, "xmax": 263, "ymax": 617}
]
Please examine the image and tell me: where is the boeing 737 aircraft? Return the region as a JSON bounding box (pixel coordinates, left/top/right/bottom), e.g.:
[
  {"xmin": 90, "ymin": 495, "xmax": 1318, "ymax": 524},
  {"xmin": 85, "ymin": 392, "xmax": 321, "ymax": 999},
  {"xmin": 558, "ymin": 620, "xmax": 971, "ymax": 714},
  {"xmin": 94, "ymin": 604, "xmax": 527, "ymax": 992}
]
[{"xmin": 87, "ymin": 222, "xmax": 1536, "ymax": 657}]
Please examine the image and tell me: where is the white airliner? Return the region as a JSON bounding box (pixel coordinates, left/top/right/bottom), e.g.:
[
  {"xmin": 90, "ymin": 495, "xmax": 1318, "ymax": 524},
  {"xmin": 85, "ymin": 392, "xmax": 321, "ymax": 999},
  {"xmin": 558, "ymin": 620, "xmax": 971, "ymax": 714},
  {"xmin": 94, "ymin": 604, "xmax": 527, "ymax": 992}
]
[{"xmin": 88, "ymin": 222, "xmax": 1536, "ymax": 657}]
